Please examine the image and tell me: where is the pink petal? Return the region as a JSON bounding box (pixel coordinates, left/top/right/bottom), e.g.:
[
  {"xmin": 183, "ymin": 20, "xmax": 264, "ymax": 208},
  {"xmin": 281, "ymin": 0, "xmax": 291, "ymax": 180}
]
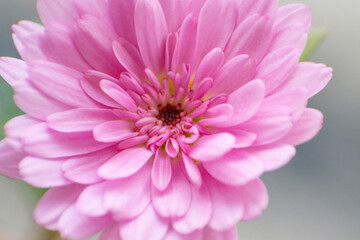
[
  {"xmin": 204, "ymin": 149, "xmax": 263, "ymax": 186},
  {"xmin": 194, "ymin": 0, "xmax": 236, "ymax": 66},
  {"xmin": 57, "ymin": 205, "xmax": 112, "ymax": 239},
  {"xmin": 104, "ymin": 163, "xmax": 152, "ymax": 220},
  {"xmin": 166, "ymin": 138, "xmax": 179, "ymax": 158},
  {"xmin": 263, "ymin": 87, "xmax": 308, "ymax": 111},
  {"xmin": 62, "ymin": 148, "xmax": 118, "ymax": 184},
  {"xmin": 98, "ymin": 146, "xmax": 153, "ymax": 179},
  {"xmin": 5, "ymin": 115, "xmax": 40, "ymax": 150},
  {"xmin": 275, "ymin": 4, "xmax": 312, "ymax": 32},
  {"xmin": 74, "ymin": 14, "xmax": 122, "ymax": 77},
  {"xmin": 152, "ymin": 150, "xmax": 172, "ymax": 191},
  {"xmin": 98, "ymin": 224, "xmax": 121, "ymax": 240},
  {"xmin": 76, "ymin": 182, "xmax": 108, "ymax": 217},
  {"xmin": 203, "ymin": 226, "xmax": 238, "ymax": 240},
  {"xmin": 172, "ymin": 184, "xmax": 212, "ymax": 234},
  {"xmin": 159, "ymin": 0, "xmax": 191, "ymax": 32},
  {"xmin": 37, "ymin": 0, "xmax": 78, "ymax": 26},
  {"xmin": 134, "ymin": 0, "xmax": 168, "ymax": 73},
  {"xmin": 120, "ymin": 205, "xmax": 169, "ymax": 240},
  {"xmin": 269, "ymin": 23, "xmax": 308, "ymax": 53},
  {"xmin": 14, "ymin": 83, "xmax": 71, "ymax": 120},
  {"xmin": 162, "ymin": 228, "xmax": 202, "ymax": 240},
  {"xmin": 189, "ymin": 133, "xmax": 236, "ymax": 162},
  {"xmin": 0, "ymin": 140, "xmax": 25, "ymax": 179},
  {"xmin": 237, "ymin": 0, "xmax": 278, "ymax": 23},
  {"xmin": 22, "ymin": 123, "xmax": 112, "ymax": 158},
  {"xmin": 208, "ymin": 55, "xmax": 256, "ymax": 96},
  {"xmin": 247, "ymin": 144, "xmax": 296, "ymax": 172},
  {"xmin": 81, "ymin": 71, "xmax": 121, "ymax": 108},
  {"xmin": 240, "ymin": 179, "xmax": 269, "ymax": 221},
  {"xmin": 256, "ymin": 46, "xmax": 301, "ymax": 94},
  {"xmin": 93, "ymin": 120, "xmax": 137, "ymax": 143},
  {"xmin": 28, "ymin": 61, "xmax": 99, "ymax": 108},
  {"xmin": 47, "ymin": 108, "xmax": 117, "ymax": 133},
  {"xmin": 152, "ymin": 162, "xmax": 191, "ymax": 218},
  {"xmin": 0, "ymin": 57, "xmax": 27, "ymax": 86},
  {"xmin": 225, "ymin": 129, "xmax": 257, "ymax": 148},
  {"xmin": 34, "ymin": 185, "xmax": 84, "ymax": 230},
  {"xmin": 218, "ymin": 79, "xmax": 265, "ymax": 127},
  {"xmin": 279, "ymin": 62, "xmax": 333, "ymax": 98},
  {"xmin": 198, "ymin": 104, "xmax": 233, "ymax": 127},
  {"xmin": 280, "ymin": 108, "xmax": 324, "ymax": 146},
  {"xmin": 19, "ymin": 157, "xmax": 70, "ymax": 188},
  {"xmin": 181, "ymin": 152, "xmax": 202, "ymax": 187},
  {"xmin": 100, "ymin": 80, "xmax": 137, "ymax": 111},
  {"xmin": 225, "ymin": 14, "xmax": 273, "ymax": 63},
  {"xmin": 172, "ymin": 14, "xmax": 197, "ymax": 71},
  {"xmin": 113, "ymin": 39, "xmax": 145, "ymax": 79},
  {"xmin": 192, "ymin": 48, "xmax": 224, "ymax": 88},
  {"xmin": 240, "ymin": 106, "xmax": 293, "ymax": 145},
  {"xmin": 39, "ymin": 22, "xmax": 91, "ymax": 72},
  {"xmin": 205, "ymin": 174, "xmax": 244, "ymax": 231}
]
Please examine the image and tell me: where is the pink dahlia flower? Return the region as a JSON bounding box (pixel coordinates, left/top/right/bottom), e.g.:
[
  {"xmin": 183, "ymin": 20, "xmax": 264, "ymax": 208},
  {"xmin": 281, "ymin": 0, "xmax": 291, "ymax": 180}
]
[{"xmin": 0, "ymin": 0, "xmax": 332, "ymax": 239}]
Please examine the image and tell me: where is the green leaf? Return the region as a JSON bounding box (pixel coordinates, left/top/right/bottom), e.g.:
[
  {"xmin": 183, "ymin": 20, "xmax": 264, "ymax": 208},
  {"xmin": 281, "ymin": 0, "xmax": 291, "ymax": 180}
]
[{"xmin": 300, "ymin": 27, "xmax": 328, "ymax": 62}]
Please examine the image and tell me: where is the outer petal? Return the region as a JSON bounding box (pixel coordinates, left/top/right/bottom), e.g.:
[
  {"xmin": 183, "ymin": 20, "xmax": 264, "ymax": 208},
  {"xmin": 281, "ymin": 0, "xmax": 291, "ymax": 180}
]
[
  {"xmin": 98, "ymin": 224, "xmax": 121, "ymax": 240},
  {"xmin": 189, "ymin": 133, "xmax": 236, "ymax": 162},
  {"xmin": 19, "ymin": 157, "xmax": 70, "ymax": 188},
  {"xmin": 159, "ymin": 0, "xmax": 191, "ymax": 32},
  {"xmin": 240, "ymin": 179, "xmax": 269, "ymax": 221},
  {"xmin": 28, "ymin": 61, "xmax": 99, "ymax": 108},
  {"xmin": 275, "ymin": 4, "xmax": 312, "ymax": 32},
  {"xmin": 120, "ymin": 205, "xmax": 169, "ymax": 240},
  {"xmin": 237, "ymin": 0, "xmax": 278, "ymax": 23},
  {"xmin": 93, "ymin": 120, "xmax": 137, "ymax": 143},
  {"xmin": 172, "ymin": 184, "xmax": 212, "ymax": 234},
  {"xmin": 203, "ymin": 149, "xmax": 263, "ymax": 186},
  {"xmin": 104, "ymin": 163, "xmax": 152, "ymax": 220},
  {"xmin": 0, "ymin": 140, "xmax": 25, "ymax": 179},
  {"xmin": 279, "ymin": 62, "xmax": 332, "ymax": 98},
  {"xmin": 62, "ymin": 148, "xmax": 118, "ymax": 184},
  {"xmin": 135, "ymin": 0, "xmax": 168, "ymax": 73},
  {"xmin": 76, "ymin": 182, "xmax": 108, "ymax": 217},
  {"xmin": 47, "ymin": 108, "xmax": 117, "ymax": 133},
  {"xmin": 37, "ymin": 0, "xmax": 79, "ymax": 26},
  {"xmin": 162, "ymin": 228, "xmax": 202, "ymax": 240},
  {"xmin": 152, "ymin": 162, "xmax": 191, "ymax": 218},
  {"xmin": 98, "ymin": 146, "xmax": 153, "ymax": 179},
  {"xmin": 57, "ymin": 205, "xmax": 112, "ymax": 239},
  {"xmin": 0, "ymin": 57, "xmax": 27, "ymax": 86},
  {"xmin": 34, "ymin": 185, "xmax": 84, "ymax": 230},
  {"xmin": 194, "ymin": 0, "xmax": 237, "ymax": 66},
  {"xmin": 206, "ymin": 176, "xmax": 244, "ymax": 231},
  {"xmin": 202, "ymin": 226, "xmax": 238, "ymax": 240},
  {"xmin": 22, "ymin": 123, "xmax": 112, "ymax": 158},
  {"xmin": 225, "ymin": 14, "xmax": 273, "ymax": 63},
  {"xmin": 280, "ymin": 108, "xmax": 324, "ymax": 146}
]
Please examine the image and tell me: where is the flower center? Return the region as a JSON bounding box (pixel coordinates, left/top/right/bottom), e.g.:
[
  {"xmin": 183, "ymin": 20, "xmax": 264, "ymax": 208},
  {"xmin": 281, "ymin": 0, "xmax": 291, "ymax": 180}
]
[{"xmin": 156, "ymin": 104, "xmax": 182, "ymax": 126}]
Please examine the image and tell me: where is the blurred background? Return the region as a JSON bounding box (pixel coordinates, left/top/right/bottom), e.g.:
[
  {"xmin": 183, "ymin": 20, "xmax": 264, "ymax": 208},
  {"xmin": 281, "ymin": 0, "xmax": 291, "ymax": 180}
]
[{"xmin": 0, "ymin": 0, "xmax": 359, "ymax": 239}]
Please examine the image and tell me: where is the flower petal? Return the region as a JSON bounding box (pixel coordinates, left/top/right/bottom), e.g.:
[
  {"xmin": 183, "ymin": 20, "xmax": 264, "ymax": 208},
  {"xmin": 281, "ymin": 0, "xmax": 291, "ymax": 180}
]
[
  {"xmin": 93, "ymin": 120, "xmax": 137, "ymax": 143},
  {"xmin": 98, "ymin": 146, "xmax": 153, "ymax": 179},
  {"xmin": 34, "ymin": 185, "xmax": 84, "ymax": 230},
  {"xmin": 181, "ymin": 152, "xmax": 202, "ymax": 187},
  {"xmin": 189, "ymin": 133, "xmax": 236, "ymax": 162},
  {"xmin": 120, "ymin": 205, "xmax": 169, "ymax": 240},
  {"xmin": 76, "ymin": 182, "xmax": 108, "ymax": 217},
  {"xmin": 22, "ymin": 123, "xmax": 111, "ymax": 158},
  {"xmin": 152, "ymin": 150, "xmax": 172, "ymax": 191},
  {"xmin": 19, "ymin": 157, "xmax": 70, "ymax": 188},
  {"xmin": 47, "ymin": 108, "xmax": 117, "ymax": 133},
  {"xmin": 135, "ymin": 0, "xmax": 168, "ymax": 73},
  {"xmin": 240, "ymin": 179, "xmax": 268, "ymax": 221},
  {"xmin": 152, "ymin": 162, "xmax": 191, "ymax": 218},
  {"xmin": 0, "ymin": 140, "xmax": 25, "ymax": 179},
  {"xmin": 202, "ymin": 226, "xmax": 238, "ymax": 240},
  {"xmin": 162, "ymin": 228, "xmax": 202, "ymax": 240},
  {"xmin": 225, "ymin": 14, "xmax": 273, "ymax": 63},
  {"xmin": 104, "ymin": 163, "xmax": 152, "ymax": 220},
  {"xmin": 172, "ymin": 184, "xmax": 212, "ymax": 234},
  {"xmin": 99, "ymin": 80, "xmax": 137, "ymax": 111}
]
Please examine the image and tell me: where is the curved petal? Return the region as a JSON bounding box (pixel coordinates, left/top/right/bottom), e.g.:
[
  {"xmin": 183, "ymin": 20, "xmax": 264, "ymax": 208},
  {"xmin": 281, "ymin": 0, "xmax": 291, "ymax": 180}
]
[
  {"xmin": 162, "ymin": 228, "xmax": 202, "ymax": 240},
  {"xmin": 189, "ymin": 133, "xmax": 236, "ymax": 162},
  {"xmin": 202, "ymin": 226, "xmax": 238, "ymax": 240},
  {"xmin": 0, "ymin": 140, "xmax": 25, "ymax": 179},
  {"xmin": 93, "ymin": 120, "xmax": 137, "ymax": 143},
  {"xmin": 120, "ymin": 205, "xmax": 169, "ymax": 240},
  {"xmin": 203, "ymin": 149, "xmax": 263, "ymax": 186},
  {"xmin": 47, "ymin": 108, "xmax": 117, "ymax": 133},
  {"xmin": 135, "ymin": 0, "xmax": 168, "ymax": 73},
  {"xmin": 76, "ymin": 182, "xmax": 108, "ymax": 217},
  {"xmin": 19, "ymin": 157, "xmax": 70, "ymax": 188},
  {"xmin": 152, "ymin": 162, "xmax": 191, "ymax": 218},
  {"xmin": 98, "ymin": 146, "xmax": 153, "ymax": 179}
]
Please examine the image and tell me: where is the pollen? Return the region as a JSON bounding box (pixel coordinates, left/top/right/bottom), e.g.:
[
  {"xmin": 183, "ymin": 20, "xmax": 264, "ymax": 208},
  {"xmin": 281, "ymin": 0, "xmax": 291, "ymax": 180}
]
[{"xmin": 156, "ymin": 104, "xmax": 182, "ymax": 126}]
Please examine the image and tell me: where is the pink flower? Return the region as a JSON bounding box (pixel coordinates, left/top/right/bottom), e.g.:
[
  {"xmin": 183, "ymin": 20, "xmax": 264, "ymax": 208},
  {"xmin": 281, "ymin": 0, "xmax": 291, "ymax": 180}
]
[{"xmin": 0, "ymin": 0, "xmax": 332, "ymax": 239}]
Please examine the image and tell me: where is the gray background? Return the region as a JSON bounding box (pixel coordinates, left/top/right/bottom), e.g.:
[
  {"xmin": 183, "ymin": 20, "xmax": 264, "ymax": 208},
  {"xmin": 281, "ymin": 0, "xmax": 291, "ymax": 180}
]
[{"xmin": 0, "ymin": 0, "xmax": 359, "ymax": 239}]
